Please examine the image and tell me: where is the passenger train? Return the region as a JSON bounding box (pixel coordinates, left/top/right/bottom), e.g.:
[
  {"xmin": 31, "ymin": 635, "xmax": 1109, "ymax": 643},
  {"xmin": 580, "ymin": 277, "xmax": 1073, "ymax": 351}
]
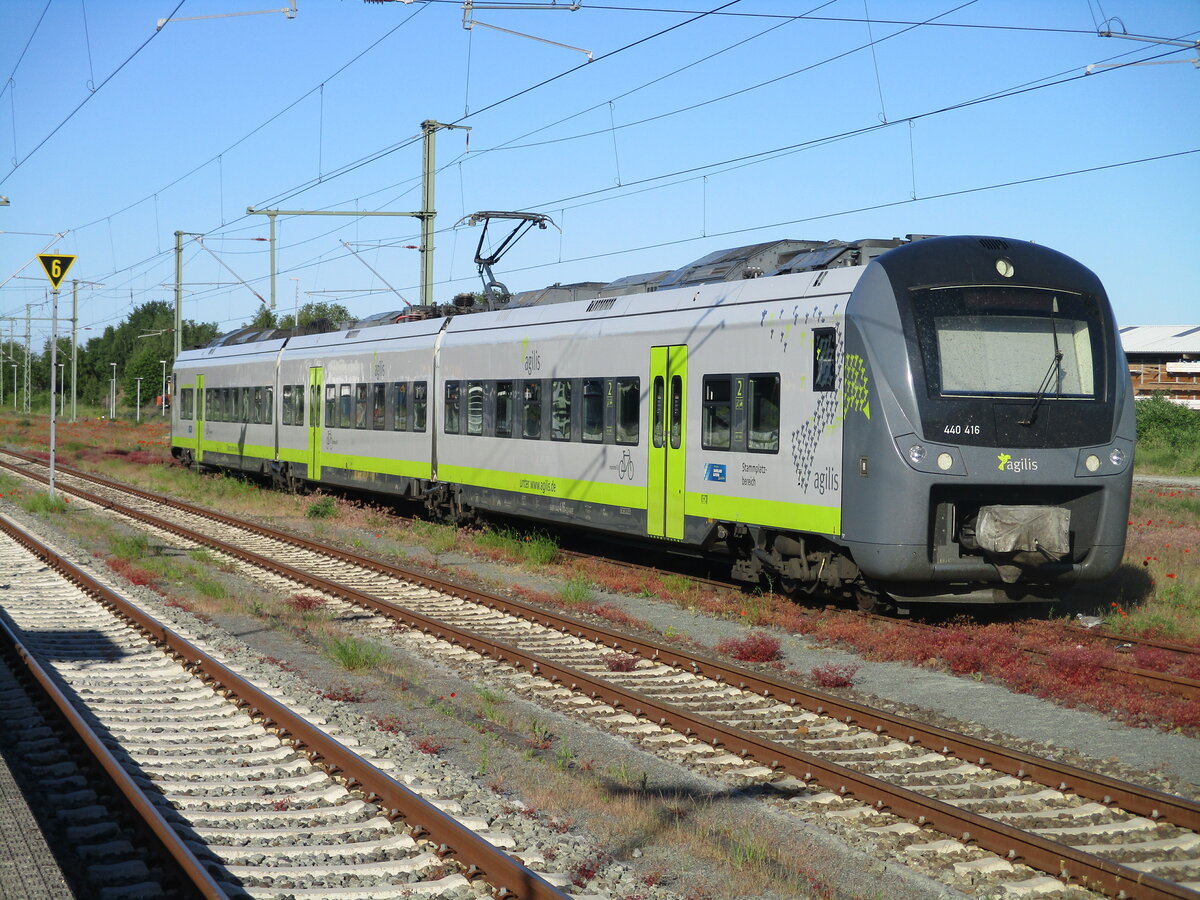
[{"xmin": 170, "ymin": 235, "xmax": 1134, "ymax": 608}]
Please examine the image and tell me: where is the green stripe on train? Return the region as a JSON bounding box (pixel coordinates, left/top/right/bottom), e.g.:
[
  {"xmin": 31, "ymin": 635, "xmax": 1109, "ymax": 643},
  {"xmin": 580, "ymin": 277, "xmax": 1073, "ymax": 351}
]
[
  {"xmin": 686, "ymin": 491, "xmax": 840, "ymax": 536},
  {"xmin": 176, "ymin": 438, "xmax": 839, "ymax": 534},
  {"xmin": 437, "ymin": 464, "xmax": 645, "ymax": 508}
]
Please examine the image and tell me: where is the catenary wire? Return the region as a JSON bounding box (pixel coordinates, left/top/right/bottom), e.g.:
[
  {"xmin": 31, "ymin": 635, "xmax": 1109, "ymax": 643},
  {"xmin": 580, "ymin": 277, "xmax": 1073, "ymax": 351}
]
[{"xmin": 0, "ymin": 1, "xmax": 187, "ymax": 187}]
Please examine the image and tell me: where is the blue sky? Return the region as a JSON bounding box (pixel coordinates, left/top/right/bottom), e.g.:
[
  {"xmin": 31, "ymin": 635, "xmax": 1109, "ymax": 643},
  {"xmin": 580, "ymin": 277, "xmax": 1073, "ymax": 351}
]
[{"xmin": 1, "ymin": 0, "xmax": 1197, "ymax": 351}]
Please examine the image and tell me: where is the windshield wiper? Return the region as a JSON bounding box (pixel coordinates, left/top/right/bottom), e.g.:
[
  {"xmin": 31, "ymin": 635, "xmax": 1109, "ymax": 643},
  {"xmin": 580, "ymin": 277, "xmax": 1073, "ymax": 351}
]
[
  {"xmin": 1019, "ymin": 348, "xmax": 1063, "ymax": 426},
  {"xmin": 1020, "ymin": 300, "xmax": 1063, "ymax": 427}
]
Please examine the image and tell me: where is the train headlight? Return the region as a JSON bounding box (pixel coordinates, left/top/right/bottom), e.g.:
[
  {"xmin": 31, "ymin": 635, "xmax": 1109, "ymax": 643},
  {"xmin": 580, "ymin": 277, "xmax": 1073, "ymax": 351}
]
[
  {"xmin": 1110, "ymin": 448, "xmax": 1125, "ymax": 467},
  {"xmin": 908, "ymin": 444, "xmax": 926, "ymax": 464},
  {"xmin": 937, "ymin": 452, "xmax": 954, "ymax": 471},
  {"xmin": 1085, "ymin": 454, "xmax": 1101, "ymax": 472}
]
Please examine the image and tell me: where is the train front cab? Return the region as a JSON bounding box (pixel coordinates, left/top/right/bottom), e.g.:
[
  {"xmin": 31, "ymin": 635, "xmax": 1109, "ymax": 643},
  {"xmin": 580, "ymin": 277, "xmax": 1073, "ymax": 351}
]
[{"xmin": 839, "ymin": 236, "xmax": 1134, "ymax": 605}]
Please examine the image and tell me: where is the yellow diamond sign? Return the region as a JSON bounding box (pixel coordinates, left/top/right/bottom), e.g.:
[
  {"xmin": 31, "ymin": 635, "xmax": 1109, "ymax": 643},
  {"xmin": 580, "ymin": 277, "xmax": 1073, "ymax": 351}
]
[{"xmin": 38, "ymin": 254, "xmax": 76, "ymax": 289}]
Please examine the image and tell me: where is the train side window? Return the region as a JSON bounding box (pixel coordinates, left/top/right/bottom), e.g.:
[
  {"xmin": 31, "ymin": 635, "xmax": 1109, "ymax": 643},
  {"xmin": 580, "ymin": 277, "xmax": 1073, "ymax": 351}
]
[
  {"xmin": 181, "ymin": 388, "xmax": 193, "ymax": 420},
  {"xmin": 523, "ymin": 380, "xmax": 542, "ymax": 439},
  {"xmin": 582, "ymin": 379, "xmax": 603, "ymax": 443},
  {"xmin": 371, "ymin": 383, "xmax": 386, "ymax": 430},
  {"xmin": 324, "ymin": 385, "xmax": 336, "ymax": 427},
  {"xmin": 702, "ymin": 375, "xmax": 731, "ymax": 450},
  {"xmin": 748, "ymin": 373, "xmax": 780, "ymax": 453},
  {"xmin": 253, "ymin": 387, "xmax": 264, "ymax": 424},
  {"xmin": 813, "ymin": 328, "xmax": 837, "ymax": 392},
  {"xmin": 241, "ymin": 387, "xmax": 252, "ymax": 423},
  {"xmin": 444, "ymin": 381, "xmax": 461, "ymax": 434},
  {"xmin": 264, "ymin": 386, "xmax": 273, "ymax": 425},
  {"xmin": 496, "ymin": 381, "xmax": 513, "ymax": 437},
  {"xmin": 652, "ymin": 376, "xmax": 665, "ymax": 448},
  {"xmin": 355, "ymin": 384, "xmax": 369, "ymax": 429},
  {"xmin": 551, "ymin": 379, "xmax": 572, "ymax": 441},
  {"xmin": 219, "ymin": 388, "xmax": 228, "ymax": 422},
  {"xmin": 466, "ymin": 381, "xmax": 484, "ymax": 435},
  {"xmin": 282, "ymin": 385, "xmax": 293, "ymax": 426},
  {"xmin": 205, "ymin": 389, "xmax": 214, "ymax": 421},
  {"xmin": 669, "ymin": 375, "xmax": 683, "ymax": 450},
  {"xmin": 616, "ymin": 377, "xmax": 639, "ymax": 445},
  {"xmin": 393, "ymin": 382, "xmax": 408, "ymax": 431},
  {"xmin": 339, "ymin": 384, "xmax": 353, "ymax": 428},
  {"xmin": 295, "ymin": 384, "xmax": 304, "ymax": 425}
]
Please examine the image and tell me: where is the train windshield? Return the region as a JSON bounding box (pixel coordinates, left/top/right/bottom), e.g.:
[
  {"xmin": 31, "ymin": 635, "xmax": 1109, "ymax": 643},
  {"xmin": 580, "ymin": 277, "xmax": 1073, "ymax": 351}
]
[{"xmin": 910, "ymin": 286, "xmax": 1103, "ymax": 400}]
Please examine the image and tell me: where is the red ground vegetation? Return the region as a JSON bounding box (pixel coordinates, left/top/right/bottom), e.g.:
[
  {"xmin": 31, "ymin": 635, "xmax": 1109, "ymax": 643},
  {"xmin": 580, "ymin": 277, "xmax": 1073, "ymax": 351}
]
[{"xmin": 715, "ymin": 631, "xmax": 781, "ymax": 663}]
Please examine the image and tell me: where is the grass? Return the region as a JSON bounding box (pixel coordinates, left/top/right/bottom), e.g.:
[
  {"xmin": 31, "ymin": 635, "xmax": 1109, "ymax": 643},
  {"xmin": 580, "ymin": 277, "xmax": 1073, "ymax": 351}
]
[
  {"xmin": 558, "ymin": 575, "xmax": 594, "ymax": 606},
  {"xmin": 305, "ymin": 495, "xmax": 338, "ymax": 519},
  {"xmin": 325, "ymin": 636, "xmax": 388, "ymax": 671},
  {"xmin": 21, "ymin": 490, "xmax": 70, "ymax": 514},
  {"xmin": 474, "ymin": 526, "xmax": 560, "ymax": 567},
  {"xmin": 110, "ymin": 532, "xmax": 153, "ymax": 559},
  {"xmin": 1134, "ymin": 394, "xmax": 1200, "ymax": 476},
  {"xmin": 1114, "ymin": 486, "xmax": 1200, "ymax": 643},
  {"xmin": 503, "ymin": 763, "xmax": 847, "ymax": 899},
  {"xmin": 410, "ymin": 519, "xmax": 458, "ymax": 554}
]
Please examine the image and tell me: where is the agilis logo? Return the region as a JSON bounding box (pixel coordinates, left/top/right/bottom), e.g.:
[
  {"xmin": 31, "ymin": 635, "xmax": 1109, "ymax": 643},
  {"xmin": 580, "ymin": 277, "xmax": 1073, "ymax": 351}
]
[{"xmin": 997, "ymin": 452, "xmax": 1038, "ymax": 473}]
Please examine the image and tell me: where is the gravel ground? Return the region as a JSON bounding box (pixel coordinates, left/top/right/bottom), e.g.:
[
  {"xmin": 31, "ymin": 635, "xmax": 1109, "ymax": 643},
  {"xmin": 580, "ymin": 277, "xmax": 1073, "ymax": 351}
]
[
  {"xmin": 0, "ymin": 496, "xmax": 965, "ymax": 900},
  {"xmin": 5, "ymin": 478, "xmax": 1198, "ymax": 899}
]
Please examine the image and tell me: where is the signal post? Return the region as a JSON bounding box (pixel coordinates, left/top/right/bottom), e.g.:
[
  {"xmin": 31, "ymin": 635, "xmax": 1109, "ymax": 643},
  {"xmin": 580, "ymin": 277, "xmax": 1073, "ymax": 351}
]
[{"xmin": 38, "ymin": 253, "xmax": 76, "ymax": 500}]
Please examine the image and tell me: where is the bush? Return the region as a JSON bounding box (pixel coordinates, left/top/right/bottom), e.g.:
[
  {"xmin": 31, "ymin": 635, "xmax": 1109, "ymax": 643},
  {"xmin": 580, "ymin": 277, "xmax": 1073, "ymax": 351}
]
[{"xmin": 1136, "ymin": 394, "xmax": 1200, "ymax": 451}]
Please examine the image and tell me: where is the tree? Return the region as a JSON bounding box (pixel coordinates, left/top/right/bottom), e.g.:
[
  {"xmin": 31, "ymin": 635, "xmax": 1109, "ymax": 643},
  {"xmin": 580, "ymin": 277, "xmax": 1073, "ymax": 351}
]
[
  {"xmin": 277, "ymin": 301, "xmax": 351, "ymax": 331},
  {"xmin": 246, "ymin": 306, "xmax": 277, "ymax": 330}
]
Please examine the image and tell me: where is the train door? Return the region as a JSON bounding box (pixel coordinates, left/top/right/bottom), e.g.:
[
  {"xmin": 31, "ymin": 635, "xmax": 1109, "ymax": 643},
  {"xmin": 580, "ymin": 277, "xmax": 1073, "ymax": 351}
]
[
  {"xmin": 648, "ymin": 345, "xmax": 687, "ymax": 540},
  {"xmin": 308, "ymin": 366, "xmax": 323, "ymax": 480},
  {"xmin": 195, "ymin": 374, "xmax": 205, "ymax": 463}
]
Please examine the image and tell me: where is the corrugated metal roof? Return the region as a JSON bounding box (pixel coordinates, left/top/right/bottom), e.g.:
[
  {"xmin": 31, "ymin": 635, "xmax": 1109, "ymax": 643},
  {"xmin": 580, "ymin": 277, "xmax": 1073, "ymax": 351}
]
[{"xmin": 1120, "ymin": 325, "xmax": 1200, "ymax": 355}]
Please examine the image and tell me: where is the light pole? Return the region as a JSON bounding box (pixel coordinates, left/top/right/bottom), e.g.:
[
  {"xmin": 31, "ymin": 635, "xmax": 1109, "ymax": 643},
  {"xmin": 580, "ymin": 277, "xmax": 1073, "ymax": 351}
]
[
  {"xmin": 110, "ymin": 363, "xmax": 117, "ymax": 419},
  {"xmin": 10, "ymin": 364, "xmax": 15, "ymax": 409},
  {"xmin": 135, "ymin": 377, "xmax": 143, "ymax": 422},
  {"xmin": 160, "ymin": 360, "xmax": 167, "ymax": 416},
  {"xmin": 57, "ymin": 363, "xmax": 64, "ymax": 416}
]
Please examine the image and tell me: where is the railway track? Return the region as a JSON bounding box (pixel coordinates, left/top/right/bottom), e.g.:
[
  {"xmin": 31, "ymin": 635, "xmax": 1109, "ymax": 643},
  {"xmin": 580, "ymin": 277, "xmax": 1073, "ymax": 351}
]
[
  {"xmin": 562, "ymin": 519, "xmax": 1200, "ymax": 702},
  {"xmin": 3, "ymin": 451, "xmax": 1200, "ymax": 897},
  {"xmin": 0, "ymin": 511, "xmax": 574, "ymax": 900}
]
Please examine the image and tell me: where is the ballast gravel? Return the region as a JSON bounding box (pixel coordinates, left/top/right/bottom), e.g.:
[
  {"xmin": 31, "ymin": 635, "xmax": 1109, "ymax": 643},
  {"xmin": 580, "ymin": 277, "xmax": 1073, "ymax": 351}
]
[{"xmin": 4, "ymin": 483, "xmax": 1197, "ymax": 899}]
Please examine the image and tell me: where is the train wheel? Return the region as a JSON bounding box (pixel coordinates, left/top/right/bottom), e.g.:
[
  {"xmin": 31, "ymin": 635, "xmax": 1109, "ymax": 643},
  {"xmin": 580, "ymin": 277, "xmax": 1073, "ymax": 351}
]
[{"xmin": 855, "ymin": 586, "xmax": 890, "ymax": 614}]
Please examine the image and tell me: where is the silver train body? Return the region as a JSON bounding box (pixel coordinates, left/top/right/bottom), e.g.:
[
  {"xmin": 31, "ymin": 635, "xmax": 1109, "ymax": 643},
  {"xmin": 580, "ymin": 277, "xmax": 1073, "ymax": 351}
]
[{"xmin": 170, "ymin": 236, "xmax": 1134, "ymax": 605}]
